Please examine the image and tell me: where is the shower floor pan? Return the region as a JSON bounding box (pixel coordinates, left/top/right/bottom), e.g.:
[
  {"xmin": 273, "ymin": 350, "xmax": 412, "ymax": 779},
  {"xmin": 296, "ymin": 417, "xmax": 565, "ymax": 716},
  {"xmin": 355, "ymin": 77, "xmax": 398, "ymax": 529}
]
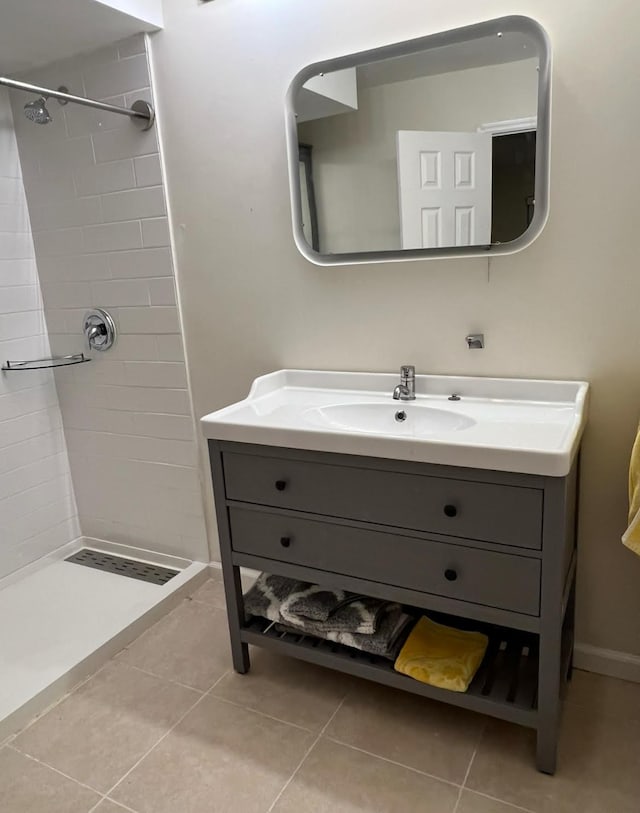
[{"xmin": 0, "ymin": 539, "xmax": 207, "ymax": 742}]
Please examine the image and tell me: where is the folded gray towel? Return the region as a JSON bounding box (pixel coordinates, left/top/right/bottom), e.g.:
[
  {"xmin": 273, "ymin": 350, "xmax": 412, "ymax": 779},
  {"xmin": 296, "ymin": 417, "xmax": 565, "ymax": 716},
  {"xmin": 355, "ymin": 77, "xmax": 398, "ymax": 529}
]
[
  {"xmin": 276, "ymin": 604, "xmax": 413, "ymax": 660},
  {"xmin": 243, "ymin": 572, "xmax": 410, "ymax": 657},
  {"xmin": 243, "ymin": 573, "xmax": 310, "ymax": 624},
  {"xmin": 281, "ymin": 584, "xmax": 388, "ymax": 634}
]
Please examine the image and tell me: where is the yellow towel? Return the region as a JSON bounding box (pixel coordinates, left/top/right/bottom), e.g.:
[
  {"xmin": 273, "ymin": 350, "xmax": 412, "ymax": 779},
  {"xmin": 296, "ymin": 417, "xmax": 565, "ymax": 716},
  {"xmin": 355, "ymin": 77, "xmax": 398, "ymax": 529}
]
[
  {"xmin": 394, "ymin": 616, "xmax": 488, "ymax": 693},
  {"xmin": 623, "ymin": 422, "xmax": 640, "ymax": 556}
]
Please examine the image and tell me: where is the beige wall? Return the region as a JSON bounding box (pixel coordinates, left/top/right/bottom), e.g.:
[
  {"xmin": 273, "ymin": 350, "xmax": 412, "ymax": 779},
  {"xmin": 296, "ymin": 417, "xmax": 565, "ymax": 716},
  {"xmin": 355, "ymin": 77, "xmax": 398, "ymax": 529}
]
[
  {"xmin": 151, "ymin": 0, "xmax": 640, "ymax": 658},
  {"xmin": 299, "ymin": 59, "xmax": 538, "ymax": 252}
]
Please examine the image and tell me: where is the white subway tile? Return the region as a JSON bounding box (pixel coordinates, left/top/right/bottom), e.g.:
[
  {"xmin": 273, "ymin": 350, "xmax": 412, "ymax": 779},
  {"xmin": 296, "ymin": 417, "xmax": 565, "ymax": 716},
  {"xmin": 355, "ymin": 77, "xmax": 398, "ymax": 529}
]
[
  {"xmin": 0, "ymin": 285, "xmax": 40, "ymax": 314},
  {"xmin": 133, "ymin": 412, "xmax": 194, "ymax": 441},
  {"xmin": 127, "ymin": 460, "xmax": 200, "ymax": 491},
  {"xmin": 35, "ymin": 136, "xmax": 96, "ymax": 171},
  {"xmin": 29, "ymin": 197, "xmax": 103, "ymax": 231},
  {"xmin": 141, "ymin": 217, "xmax": 170, "ymax": 247},
  {"xmin": 0, "ymin": 429, "xmax": 65, "ymax": 476},
  {"xmin": 32, "ymin": 228, "xmax": 83, "ymax": 258},
  {"xmin": 134, "ymin": 155, "xmax": 162, "ymax": 187},
  {"xmin": 0, "ymin": 310, "xmax": 45, "ymax": 340},
  {"xmin": 0, "ymin": 176, "xmax": 26, "ymax": 205},
  {"xmin": 92, "ymin": 127, "xmax": 158, "ymax": 163},
  {"xmin": 121, "ymin": 434, "xmax": 198, "ymax": 466},
  {"xmin": 104, "ymin": 385, "xmax": 191, "ymax": 415},
  {"xmin": 41, "ymin": 281, "xmax": 91, "ymax": 310},
  {"xmin": 117, "ymin": 306, "xmax": 180, "ymax": 334},
  {"xmin": 64, "ymin": 95, "xmax": 128, "ymax": 138},
  {"xmin": 0, "ymin": 408, "xmax": 61, "ymax": 448},
  {"xmin": 0, "ymin": 383, "xmax": 57, "ymax": 423},
  {"xmin": 74, "ymin": 160, "xmax": 135, "ymax": 196},
  {"xmin": 91, "ymin": 278, "xmax": 150, "ymax": 306},
  {"xmin": 108, "ymin": 334, "xmax": 157, "ymax": 361},
  {"xmin": 0, "ymin": 258, "xmax": 38, "ymax": 286},
  {"xmin": 108, "ymin": 247, "xmax": 173, "ymax": 279},
  {"xmin": 83, "ymin": 221, "xmax": 142, "ymax": 253},
  {"xmin": 102, "ymin": 186, "xmax": 165, "ymax": 222},
  {"xmin": 83, "ymin": 54, "xmax": 150, "ymax": 100},
  {"xmin": 0, "ymin": 475, "xmax": 73, "ymax": 525},
  {"xmin": 123, "ymin": 361, "xmax": 187, "ymax": 389},
  {"xmin": 0, "ymin": 231, "xmax": 35, "ymax": 259},
  {"xmin": 36, "ymin": 253, "xmax": 110, "ymax": 284},
  {"xmin": 156, "ymin": 335, "xmax": 185, "ymax": 362},
  {"xmin": 0, "ymin": 452, "xmax": 70, "ymax": 501},
  {"xmin": 149, "ymin": 277, "xmax": 176, "ymax": 305},
  {"xmin": 118, "ymin": 35, "xmax": 147, "ymax": 59},
  {"xmin": 0, "ymin": 202, "xmax": 30, "ymax": 232}
]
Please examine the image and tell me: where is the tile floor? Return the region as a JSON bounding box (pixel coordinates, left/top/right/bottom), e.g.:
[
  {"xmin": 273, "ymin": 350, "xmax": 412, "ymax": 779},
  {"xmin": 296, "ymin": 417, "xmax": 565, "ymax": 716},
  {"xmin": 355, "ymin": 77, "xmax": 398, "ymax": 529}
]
[{"xmin": 2, "ymin": 571, "xmax": 640, "ymax": 813}]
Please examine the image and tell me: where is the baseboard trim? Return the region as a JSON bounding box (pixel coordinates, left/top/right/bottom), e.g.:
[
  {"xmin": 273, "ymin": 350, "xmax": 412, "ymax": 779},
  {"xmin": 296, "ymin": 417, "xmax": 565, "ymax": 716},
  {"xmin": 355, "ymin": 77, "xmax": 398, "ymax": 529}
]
[{"xmin": 574, "ymin": 643, "xmax": 640, "ymax": 683}]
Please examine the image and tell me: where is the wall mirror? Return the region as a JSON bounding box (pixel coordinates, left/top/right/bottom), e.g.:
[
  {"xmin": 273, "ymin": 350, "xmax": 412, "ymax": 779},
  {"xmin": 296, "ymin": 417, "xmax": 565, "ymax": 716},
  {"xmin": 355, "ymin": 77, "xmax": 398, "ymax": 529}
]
[{"xmin": 285, "ymin": 16, "xmax": 550, "ymax": 265}]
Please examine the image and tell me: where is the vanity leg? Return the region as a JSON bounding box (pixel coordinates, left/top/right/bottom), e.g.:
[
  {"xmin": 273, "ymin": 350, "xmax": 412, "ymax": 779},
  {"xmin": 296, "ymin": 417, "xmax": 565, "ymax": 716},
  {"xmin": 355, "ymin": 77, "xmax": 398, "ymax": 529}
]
[{"xmin": 222, "ymin": 563, "xmax": 250, "ymax": 674}]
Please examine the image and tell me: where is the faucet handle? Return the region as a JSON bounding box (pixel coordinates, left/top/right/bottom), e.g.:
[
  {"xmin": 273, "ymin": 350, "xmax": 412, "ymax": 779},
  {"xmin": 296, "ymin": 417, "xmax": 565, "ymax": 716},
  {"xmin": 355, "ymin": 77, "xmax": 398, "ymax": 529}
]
[{"xmin": 400, "ymin": 365, "xmax": 415, "ymax": 378}]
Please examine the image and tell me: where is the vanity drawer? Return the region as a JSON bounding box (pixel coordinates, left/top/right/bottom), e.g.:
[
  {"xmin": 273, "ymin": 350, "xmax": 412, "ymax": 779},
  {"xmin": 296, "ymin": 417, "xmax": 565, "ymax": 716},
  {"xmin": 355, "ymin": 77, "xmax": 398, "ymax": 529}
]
[
  {"xmin": 223, "ymin": 452, "xmax": 543, "ymax": 549},
  {"xmin": 230, "ymin": 508, "xmax": 541, "ymax": 616}
]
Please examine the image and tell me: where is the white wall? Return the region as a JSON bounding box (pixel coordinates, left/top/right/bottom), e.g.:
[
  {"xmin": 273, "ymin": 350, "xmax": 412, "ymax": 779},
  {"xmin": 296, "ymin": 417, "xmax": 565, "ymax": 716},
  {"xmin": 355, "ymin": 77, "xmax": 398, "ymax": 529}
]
[
  {"xmin": 299, "ymin": 59, "xmax": 538, "ymax": 252},
  {"xmin": 0, "ymin": 89, "xmax": 79, "ymax": 580},
  {"xmin": 11, "ymin": 36, "xmax": 208, "ymax": 562},
  {"xmin": 151, "ymin": 0, "xmax": 640, "ymax": 658}
]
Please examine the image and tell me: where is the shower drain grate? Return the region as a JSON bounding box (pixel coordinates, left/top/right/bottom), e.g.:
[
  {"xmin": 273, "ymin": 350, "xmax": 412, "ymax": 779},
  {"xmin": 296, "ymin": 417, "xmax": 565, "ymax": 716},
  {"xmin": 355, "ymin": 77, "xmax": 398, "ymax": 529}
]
[{"xmin": 65, "ymin": 549, "xmax": 179, "ymax": 585}]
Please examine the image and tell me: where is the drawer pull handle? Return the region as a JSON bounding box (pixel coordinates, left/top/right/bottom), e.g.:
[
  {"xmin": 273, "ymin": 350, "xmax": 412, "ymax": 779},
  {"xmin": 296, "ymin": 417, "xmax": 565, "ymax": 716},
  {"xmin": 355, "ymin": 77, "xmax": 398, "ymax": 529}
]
[
  {"xmin": 275, "ymin": 480, "xmax": 287, "ymax": 491},
  {"xmin": 443, "ymin": 504, "xmax": 458, "ymax": 518},
  {"xmin": 444, "ymin": 568, "xmax": 458, "ymax": 582},
  {"xmin": 280, "ymin": 536, "xmax": 291, "ymax": 548}
]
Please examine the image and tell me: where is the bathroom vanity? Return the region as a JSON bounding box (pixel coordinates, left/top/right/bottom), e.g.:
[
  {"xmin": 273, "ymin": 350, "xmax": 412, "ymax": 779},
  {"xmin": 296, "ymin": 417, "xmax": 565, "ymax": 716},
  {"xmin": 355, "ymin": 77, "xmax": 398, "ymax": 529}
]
[{"xmin": 202, "ymin": 370, "xmax": 588, "ymax": 775}]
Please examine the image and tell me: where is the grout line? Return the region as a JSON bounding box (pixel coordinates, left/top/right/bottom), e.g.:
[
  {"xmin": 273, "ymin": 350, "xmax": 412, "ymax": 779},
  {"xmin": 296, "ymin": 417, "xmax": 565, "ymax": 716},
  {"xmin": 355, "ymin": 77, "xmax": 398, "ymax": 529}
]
[
  {"xmin": 9, "ymin": 659, "xmax": 114, "ymax": 742},
  {"xmin": 86, "ymin": 669, "xmax": 231, "ymax": 813},
  {"xmin": 452, "ymin": 719, "xmax": 484, "ymax": 813},
  {"xmin": 464, "ymin": 790, "xmax": 536, "ymax": 812},
  {"xmin": 208, "ymin": 694, "xmax": 314, "ymax": 734},
  {"xmin": 118, "ymin": 661, "xmax": 205, "ymax": 694},
  {"xmin": 7, "ymin": 744, "xmax": 104, "ymax": 796},
  {"xmin": 101, "ymin": 799, "xmax": 139, "ymax": 813},
  {"xmin": 324, "ymin": 735, "xmax": 461, "ymax": 789},
  {"xmin": 265, "ymin": 696, "xmax": 349, "ymax": 813}
]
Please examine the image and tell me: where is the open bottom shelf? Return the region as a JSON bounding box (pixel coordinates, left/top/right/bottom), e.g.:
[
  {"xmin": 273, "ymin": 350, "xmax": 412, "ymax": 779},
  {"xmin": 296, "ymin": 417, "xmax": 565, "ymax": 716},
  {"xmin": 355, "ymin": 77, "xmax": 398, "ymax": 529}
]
[{"xmin": 241, "ymin": 614, "xmax": 539, "ymax": 728}]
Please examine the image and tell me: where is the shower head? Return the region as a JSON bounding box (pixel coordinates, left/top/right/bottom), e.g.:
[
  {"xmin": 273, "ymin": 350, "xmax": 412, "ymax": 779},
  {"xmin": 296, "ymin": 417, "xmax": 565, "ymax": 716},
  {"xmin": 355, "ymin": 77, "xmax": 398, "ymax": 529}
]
[{"xmin": 24, "ymin": 96, "xmax": 52, "ymax": 124}]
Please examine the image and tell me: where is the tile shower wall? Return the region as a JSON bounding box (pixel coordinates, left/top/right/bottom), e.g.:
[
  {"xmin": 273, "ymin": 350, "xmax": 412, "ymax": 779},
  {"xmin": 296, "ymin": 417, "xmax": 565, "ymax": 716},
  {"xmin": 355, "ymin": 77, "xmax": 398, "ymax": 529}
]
[
  {"xmin": 0, "ymin": 88, "xmax": 79, "ymax": 579},
  {"xmin": 11, "ymin": 36, "xmax": 208, "ymax": 561}
]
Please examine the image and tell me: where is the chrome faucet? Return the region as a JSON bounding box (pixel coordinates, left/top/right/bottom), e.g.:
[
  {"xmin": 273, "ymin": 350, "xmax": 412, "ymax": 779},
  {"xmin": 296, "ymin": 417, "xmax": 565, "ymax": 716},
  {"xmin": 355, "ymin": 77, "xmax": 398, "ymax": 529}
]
[{"xmin": 393, "ymin": 365, "xmax": 416, "ymax": 401}]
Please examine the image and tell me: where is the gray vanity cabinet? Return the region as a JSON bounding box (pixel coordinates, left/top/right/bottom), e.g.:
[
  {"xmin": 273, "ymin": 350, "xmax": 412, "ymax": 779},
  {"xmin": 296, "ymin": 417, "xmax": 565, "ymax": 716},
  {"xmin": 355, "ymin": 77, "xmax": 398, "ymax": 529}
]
[{"xmin": 208, "ymin": 440, "xmax": 578, "ymax": 775}]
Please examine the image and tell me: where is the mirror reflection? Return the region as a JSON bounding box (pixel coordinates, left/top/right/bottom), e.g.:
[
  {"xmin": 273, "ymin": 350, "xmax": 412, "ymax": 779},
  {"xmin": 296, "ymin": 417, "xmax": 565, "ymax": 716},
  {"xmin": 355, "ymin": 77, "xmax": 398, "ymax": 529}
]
[{"xmin": 294, "ymin": 30, "xmax": 540, "ymax": 256}]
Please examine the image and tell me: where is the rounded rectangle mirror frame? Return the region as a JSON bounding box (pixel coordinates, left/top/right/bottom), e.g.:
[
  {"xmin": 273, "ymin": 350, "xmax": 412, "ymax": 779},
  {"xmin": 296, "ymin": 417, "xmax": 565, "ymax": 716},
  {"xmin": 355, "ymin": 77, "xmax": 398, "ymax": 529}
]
[{"xmin": 285, "ymin": 15, "xmax": 551, "ymax": 266}]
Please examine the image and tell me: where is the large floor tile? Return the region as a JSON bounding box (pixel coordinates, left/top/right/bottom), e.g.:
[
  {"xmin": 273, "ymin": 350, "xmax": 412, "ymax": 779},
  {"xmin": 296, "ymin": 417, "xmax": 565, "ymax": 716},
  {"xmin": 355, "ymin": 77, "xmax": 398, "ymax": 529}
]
[
  {"xmin": 325, "ymin": 680, "xmax": 483, "ymax": 784},
  {"xmin": 191, "ymin": 577, "xmax": 226, "ymax": 609},
  {"xmin": 93, "ymin": 800, "xmax": 136, "ymax": 812},
  {"xmin": 565, "ymin": 668, "xmax": 640, "ymax": 721},
  {"xmin": 457, "ymin": 789, "xmax": 534, "ymax": 812},
  {"xmin": 117, "ymin": 599, "xmax": 231, "ymax": 690},
  {"xmin": 0, "ymin": 746, "xmax": 101, "ymax": 812},
  {"xmin": 211, "ymin": 647, "xmax": 352, "ymax": 731},
  {"xmin": 466, "ymin": 701, "xmax": 640, "ymax": 813},
  {"xmin": 13, "ymin": 661, "xmax": 199, "ymax": 793},
  {"xmin": 272, "ymin": 737, "xmax": 460, "ymax": 812},
  {"xmin": 111, "ymin": 694, "xmax": 314, "ymax": 813}
]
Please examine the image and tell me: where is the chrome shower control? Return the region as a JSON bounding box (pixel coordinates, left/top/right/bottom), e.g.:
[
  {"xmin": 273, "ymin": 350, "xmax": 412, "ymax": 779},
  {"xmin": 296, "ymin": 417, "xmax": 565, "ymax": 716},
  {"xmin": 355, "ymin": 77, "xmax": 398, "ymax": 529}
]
[{"xmin": 83, "ymin": 308, "xmax": 116, "ymax": 352}]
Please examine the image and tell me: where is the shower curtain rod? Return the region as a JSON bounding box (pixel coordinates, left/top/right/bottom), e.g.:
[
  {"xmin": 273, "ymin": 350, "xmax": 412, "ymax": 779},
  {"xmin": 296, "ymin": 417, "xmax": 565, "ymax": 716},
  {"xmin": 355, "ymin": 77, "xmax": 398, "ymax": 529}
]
[{"xmin": 0, "ymin": 76, "xmax": 155, "ymax": 129}]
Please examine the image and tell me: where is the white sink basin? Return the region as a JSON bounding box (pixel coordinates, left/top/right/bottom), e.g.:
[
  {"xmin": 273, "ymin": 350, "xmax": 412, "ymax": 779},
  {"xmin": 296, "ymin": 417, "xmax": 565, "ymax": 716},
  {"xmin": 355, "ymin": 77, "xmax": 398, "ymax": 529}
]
[
  {"xmin": 304, "ymin": 402, "xmax": 476, "ymax": 435},
  {"xmin": 200, "ymin": 369, "xmax": 589, "ymax": 476}
]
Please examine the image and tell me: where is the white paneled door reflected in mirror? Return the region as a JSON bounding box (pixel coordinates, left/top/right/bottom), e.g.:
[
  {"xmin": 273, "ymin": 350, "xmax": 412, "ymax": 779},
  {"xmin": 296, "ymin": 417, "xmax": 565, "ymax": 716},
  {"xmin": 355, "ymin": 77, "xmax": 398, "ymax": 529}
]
[{"xmin": 285, "ymin": 16, "xmax": 550, "ymax": 265}]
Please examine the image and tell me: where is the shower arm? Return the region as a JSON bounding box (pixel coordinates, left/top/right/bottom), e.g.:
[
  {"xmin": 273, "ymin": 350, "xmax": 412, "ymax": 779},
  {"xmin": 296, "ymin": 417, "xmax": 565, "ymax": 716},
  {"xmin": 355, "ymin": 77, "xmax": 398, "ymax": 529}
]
[{"xmin": 0, "ymin": 76, "xmax": 154, "ymax": 129}]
